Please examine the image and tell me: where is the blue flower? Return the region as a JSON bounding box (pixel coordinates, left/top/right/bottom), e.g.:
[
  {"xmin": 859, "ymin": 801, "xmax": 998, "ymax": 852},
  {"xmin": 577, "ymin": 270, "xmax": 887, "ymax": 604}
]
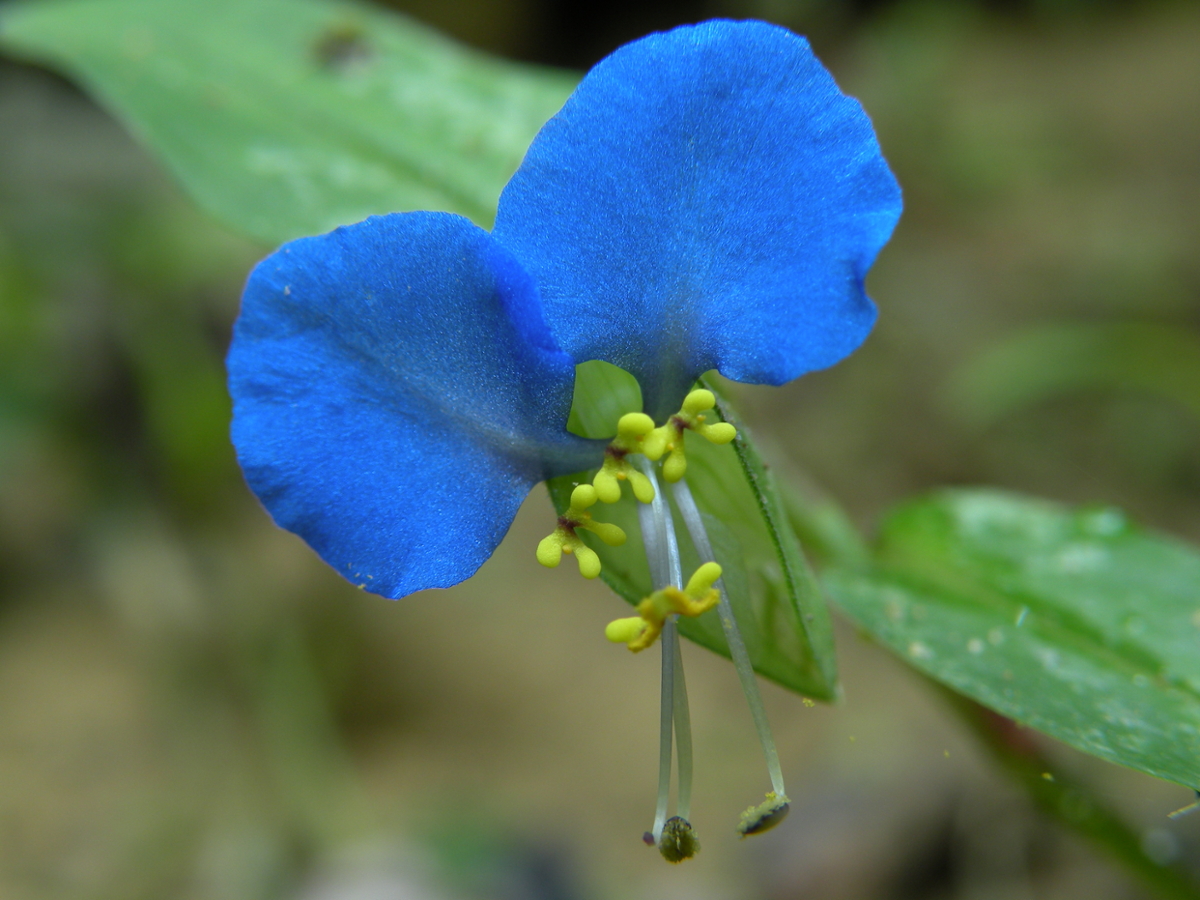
[{"xmin": 227, "ymin": 20, "xmax": 901, "ymax": 600}]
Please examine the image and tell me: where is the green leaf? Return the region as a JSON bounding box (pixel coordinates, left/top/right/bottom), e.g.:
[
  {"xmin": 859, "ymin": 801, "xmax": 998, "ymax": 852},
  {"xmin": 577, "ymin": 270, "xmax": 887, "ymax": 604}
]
[
  {"xmin": 827, "ymin": 488, "xmax": 1200, "ymax": 788},
  {"xmin": 550, "ymin": 369, "xmax": 838, "ymax": 700},
  {"xmin": 0, "ymin": 0, "xmax": 576, "ymax": 244}
]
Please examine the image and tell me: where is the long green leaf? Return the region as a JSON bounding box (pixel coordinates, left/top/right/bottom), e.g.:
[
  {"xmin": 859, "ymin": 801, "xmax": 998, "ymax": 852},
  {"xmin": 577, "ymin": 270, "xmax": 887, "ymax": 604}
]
[
  {"xmin": 828, "ymin": 489, "xmax": 1200, "ymax": 788},
  {"xmin": 550, "ymin": 366, "xmax": 838, "ymax": 700},
  {"xmin": 0, "ymin": 0, "xmax": 576, "ymax": 243}
]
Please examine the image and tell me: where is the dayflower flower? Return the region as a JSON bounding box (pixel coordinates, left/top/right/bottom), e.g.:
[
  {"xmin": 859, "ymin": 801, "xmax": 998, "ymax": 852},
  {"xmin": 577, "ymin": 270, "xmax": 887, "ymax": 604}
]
[{"xmin": 228, "ymin": 18, "xmax": 900, "ymax": 860}]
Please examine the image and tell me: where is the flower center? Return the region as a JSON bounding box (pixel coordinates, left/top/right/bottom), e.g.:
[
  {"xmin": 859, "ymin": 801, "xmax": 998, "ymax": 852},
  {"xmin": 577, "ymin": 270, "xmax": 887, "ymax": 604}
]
[
  {"xmin": 536, "ymin": 379, "xmax": 790, "ymax": 860},
  {"xmin": 536, "ymin": 387, "xmax": 736, "ymax": 582}
]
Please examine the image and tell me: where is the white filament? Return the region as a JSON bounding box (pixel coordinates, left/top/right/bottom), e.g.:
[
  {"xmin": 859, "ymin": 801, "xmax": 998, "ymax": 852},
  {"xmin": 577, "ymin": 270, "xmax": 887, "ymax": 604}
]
[{"xmin": 672, "ymin": 478, "xmax": 786, "ymax": 797}]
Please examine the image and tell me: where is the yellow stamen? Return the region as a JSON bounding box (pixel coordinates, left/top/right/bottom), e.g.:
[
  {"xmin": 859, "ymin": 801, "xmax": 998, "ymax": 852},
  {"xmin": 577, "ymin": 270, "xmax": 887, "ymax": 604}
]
[
  {"xmin": 537, "ymin": 484, "xmax": 626, "ymax": 579},
  {"xmin": 606, "ymin": 562, "xmax": 722, "ymax": 651},
  {"xmin": 642, "ymin": 389, "xmax": 736, "ymax": 483},
  {"xmin": 593, "ymin": 412, "xmax": 656, "ymax": 503}
]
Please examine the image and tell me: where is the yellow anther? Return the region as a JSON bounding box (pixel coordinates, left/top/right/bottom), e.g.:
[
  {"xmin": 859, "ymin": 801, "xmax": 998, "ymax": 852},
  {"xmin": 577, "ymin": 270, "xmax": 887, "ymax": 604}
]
[
  {"xmin": 592, "ymin": 411, "xmax": 656, "ymax": 503},
  {"xmin": 682, "ymin": 389, "xmax": 716, "ymax": 416},
  {"xmin": 538, "ymin": 483, "xmax": 626, "ymax": 579},
  {"xmin": 605, "ymin": 616, "xmax": 647, "ymax": 645},
  {"xmin": 643, "ymin": 389, "xmax": 737, "ymax": 483},
  {"xmin": 685, "ymin": 561, "xmax": 722, "ymax": 597},
  {"xmin": 605, "ymin": 562, "xmax": 722, "ymax": 652},
  {"xmin": 570, "ymin": 483, "xmax": 597, "ymax": 507},
  {"xmin": 618, "ymin": 411, "xmax": 656, "ymax": 440}
]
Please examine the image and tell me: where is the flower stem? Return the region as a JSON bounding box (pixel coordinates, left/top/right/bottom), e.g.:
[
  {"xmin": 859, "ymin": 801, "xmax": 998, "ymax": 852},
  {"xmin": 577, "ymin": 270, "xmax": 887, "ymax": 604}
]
[{"xmin": 672, "ymin": 478, "xmax": 786, "ymax": 797}]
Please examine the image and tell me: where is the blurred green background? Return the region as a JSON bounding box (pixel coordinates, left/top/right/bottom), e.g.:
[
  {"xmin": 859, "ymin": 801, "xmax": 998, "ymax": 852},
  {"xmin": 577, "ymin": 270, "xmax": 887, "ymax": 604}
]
[{"xmin": 2, "ymin": 0, "xmax": 1200, "ymax": 898}]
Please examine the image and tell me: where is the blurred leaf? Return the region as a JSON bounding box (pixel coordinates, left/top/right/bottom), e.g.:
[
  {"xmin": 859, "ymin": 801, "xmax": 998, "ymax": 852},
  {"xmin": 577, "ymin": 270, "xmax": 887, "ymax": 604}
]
[
  {"xmin": 827, "ymin": 489, "xmax": 1200, "ymax": 788},
  {"xmin": 948, "ymin": 322, "xmax": 1200, "ymax": 429},
  {"xmin": 776, "ymin": 457, "xmax": 871, "ymax": 570},
  {"xmin": 550, "ymin": 370, "xmax": 838, "ymax": 700},
  {"xmin": 0, "ymin": 0, "xmax": 576, "ymax": 244},
  {"xmin": 120, "ymin": 318, "xmax": 233, "ymax": 508}
]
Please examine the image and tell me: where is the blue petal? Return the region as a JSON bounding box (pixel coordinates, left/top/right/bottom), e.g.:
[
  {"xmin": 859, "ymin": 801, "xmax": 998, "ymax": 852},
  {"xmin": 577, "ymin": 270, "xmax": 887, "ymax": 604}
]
[
  {"xmin": 494, "ymin": 20, "xmax": 902, "ymax": 418},
  {"xmin": 228, "ymin": 212, "xmax": 601, "ymax": 598}
]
